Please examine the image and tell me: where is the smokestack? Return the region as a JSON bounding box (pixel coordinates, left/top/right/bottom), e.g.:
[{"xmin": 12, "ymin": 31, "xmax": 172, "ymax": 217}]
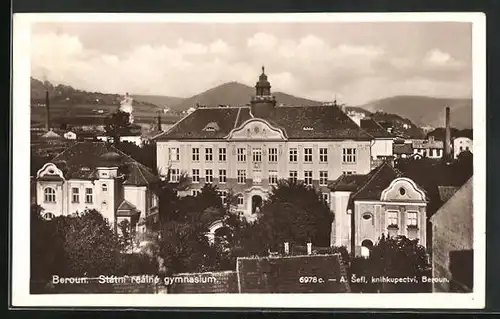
[
  {"xmin": 157, "ymin": 112, "xmax": 162, "ymax": 132},
  {"xmin": 444, "ymin": 107, "xmax": 451, "ymax": 161},
  {"xmin": 45, "ymin": 90, "xmax": 51, "ymax": 131}
]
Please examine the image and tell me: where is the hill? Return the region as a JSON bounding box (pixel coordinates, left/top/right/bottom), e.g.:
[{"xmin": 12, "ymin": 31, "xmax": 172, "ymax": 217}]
[
  {"xmin": 131, "ymin": 94, "xmax": 185, "ymax": 111},
  {"xmin": 173, "ymin": 81, "xmax": 321, "ymax": 112},
  {"xmin": 361, "ymin": 95, "xmax": 472, "ymax": 129},
  {"xmin": 30, "ymin": 77, "xmax": 182, "ymax": 126}
]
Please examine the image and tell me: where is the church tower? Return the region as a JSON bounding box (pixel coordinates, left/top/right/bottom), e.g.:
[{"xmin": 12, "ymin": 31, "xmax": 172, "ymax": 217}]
[{"xmin": 250, "ymin": 66, "xmax": 276, "ymax": 118}]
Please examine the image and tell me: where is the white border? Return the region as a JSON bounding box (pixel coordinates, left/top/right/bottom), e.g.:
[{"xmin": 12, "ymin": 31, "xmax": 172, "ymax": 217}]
[{"xmin": 12, "ymin": 12, "xmax": 486, "ymax": 309}]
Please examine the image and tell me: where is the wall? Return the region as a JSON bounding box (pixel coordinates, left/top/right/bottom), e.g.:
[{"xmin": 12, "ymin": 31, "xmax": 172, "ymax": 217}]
[
  {"xmin": 157, "ymin": 138, "xmax": 371, "ymax": 217},
  {"xmin": 371, "ymin": 139, "xmax": 393, "ymax": 159},
  {"xmin": 354, "ymin": 202, "xmax": 426, "ymax": 254},
  {"xmin": 236, "ymin": 254, "xmax": 350, "ymax": 293},
  {"xmin": 331, "ymin": 191, "xmax": 352, "ymax": 249},
  {"xmin": 431, "ymin": 179, "xmax": 473, "ymax": 292},
  {"xmin": 124, "ymin": 186, "xmax": 148, "ymax": 219}
]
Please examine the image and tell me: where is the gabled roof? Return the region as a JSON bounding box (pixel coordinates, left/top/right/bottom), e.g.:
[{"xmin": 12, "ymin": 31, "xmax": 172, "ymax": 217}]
[
  {"xmin": 350, "ymin": 161, "xmax": 404, "ymax": 201},
  {"xmin": 155, "ymin": 105, "xmax": 373, "ymax": 141},
  {"xmin": 48, "ymin": 142, "xmax": 159, "ymax": 186},
  {"xmin": 360, "ymin": 119, "xmax": 393, "ymax": 138},
  {"xmin": 116, "ymin": 199, "xmax": 141, "ymax": 217}
]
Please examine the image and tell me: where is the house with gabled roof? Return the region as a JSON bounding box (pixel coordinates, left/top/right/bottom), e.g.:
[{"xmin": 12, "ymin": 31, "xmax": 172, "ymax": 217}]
[
  {"xmin": 329, "ymin": 160, "xmax": 428, "ymax": 256},
  {"xmin": 154, "ymin": 67, "xmax": 375, "ymax": 219},
  {"xmin": 35, "ymin": 142, "xmax": 160, "ymax": 232}
]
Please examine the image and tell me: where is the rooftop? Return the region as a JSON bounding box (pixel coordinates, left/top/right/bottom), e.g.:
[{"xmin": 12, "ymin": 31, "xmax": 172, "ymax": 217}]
[
  {"xmin": 47, "ymin": 142, "xmax": 159, "ymax": 186},
  {"xmin": 155, "ymin": 105, "xmax": 374, "ymax": 141}
]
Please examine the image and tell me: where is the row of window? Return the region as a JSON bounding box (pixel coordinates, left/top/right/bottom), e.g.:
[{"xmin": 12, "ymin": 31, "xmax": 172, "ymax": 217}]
[
  {"xmin": 44, "ymin": 185, "xmax": 108, "ymax": 204},
  {"xmin": 362, "ymin": 211, "xmax": 418, "ymax": 227},
  {"xmin": 190, "ymin": 190, "xmax": 330, "ymax": 207},
  {"xmin": 169, "ymin": 147, "xmax": 357, "ymax": 164},
  {"xmin": 170, "ymin": 168, "xmax": 339, "ymax": 186}
]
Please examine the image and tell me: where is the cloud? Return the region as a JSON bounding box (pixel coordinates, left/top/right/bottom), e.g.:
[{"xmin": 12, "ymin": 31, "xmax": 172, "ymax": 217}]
[{"xmin": 30, "ymin": 30, "xmax": 471, "ymax": 105}]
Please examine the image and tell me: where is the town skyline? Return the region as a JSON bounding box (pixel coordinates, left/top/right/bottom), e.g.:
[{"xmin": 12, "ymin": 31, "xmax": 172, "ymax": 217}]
[{"xmin": 31, "ymin": 21, "xmax": 472, "ymax": 105}]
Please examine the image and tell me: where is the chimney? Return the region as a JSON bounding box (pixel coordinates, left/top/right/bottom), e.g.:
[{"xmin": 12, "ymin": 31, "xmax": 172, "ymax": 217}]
[
  {"xmin": 45, "ymin": 90, "xmax": 51, "ymax": 131},
  {"xmin": 444, "ymin": 107, "xmax": 451, "ymax": 161},
  {"xmin": 157, "ymin": 112, "xmax": 162, "ymax": 132}
]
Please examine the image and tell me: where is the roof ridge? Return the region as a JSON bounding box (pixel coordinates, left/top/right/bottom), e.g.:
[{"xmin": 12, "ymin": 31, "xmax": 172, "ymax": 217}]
[
  {"xmin": 135, "ymin": 161, "xmax": 150, "ymax": 184},
  {"xmin": 350, "ymin": 162, "xmax": 388, "ymax": 198},
  {"xmin": 51, "ymin": 141, "xmax": 80, "ymax": 161},
  {"xmin": 154, "ymin": 109, "xmax": 195, "ymax": 140},
  {"xmin": 233, "ymin": 107, "xmax": 242, "ymax": 129}
]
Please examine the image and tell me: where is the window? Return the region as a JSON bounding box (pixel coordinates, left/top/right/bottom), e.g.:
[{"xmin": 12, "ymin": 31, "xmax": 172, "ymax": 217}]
[
  {"xmin": 466, "ymin": 146, "xmax": 470, "ymax": 151},
  {"xmin": 289, "ymin": 148, "xmax": 298, "ymax": 162},
  {"xmin": 218, "ymin": 190, "xmax": 228, "ymax": 204},
  {"xmin": 407, "ymin": 211, "xmax": 418, "ymax": 227},
  {"xmin": 319, "ymin": 171, "xmax": 328, "ymax": 186},
  {"xmin": 304, "ymin": 148, "xmax": 313, "ymax": 162},
  {"xmin": 169, "ymin": 169, "xmax": 180, "ymax": 182},
  {"xmin": 253, "ymin": 170, "xmax": 262, "ymax": 184},
  {"xmin": 237, "ymin": 194, "xmax": 244, "ymax": 207},
  {"xmin": 387, "ymin": 211, "xmax": 398, "ymax": 227},
  {"xmin": 192, "ymin": 169, "xmax": 200, "ymax": 183},
  {"xmin": 85, "ymin": 188, "xmax": 93, "ymax": 204},
  {"xmin": 343, "ymin": 171, "xmax": 356, "ymax": 175},
  {"xmin": 289, "ymin": 170, "xmax": 298, "ymax": 183},
  {"xmin": 399, "ymin": 187, "xmax": 406, "ymax": 195},
  {"xmin": 44, "ymin": 187, "xmax": 56, "ymax": 203},
  {"xmin": 192, "ymin": 189, "xmax": 201, "ymax": 197},
  {"xmin": 342, "ymin": 148, "xmax": 357, "ymax": 163},
  {"xmin": 319, "ymin": 148, "xmax": 328, "ymax": 163},
  {"xmin": 252, "ymin": 148, "xmax": 262, "ymax": 162},
  {"xmin": 237, "ymin": 148, "xmax": 246, "ymax": 162},
  {"xmin": 168, "ymin": 147, "xmax": 180, "ymax": 162},
  {"xmin": 71, "ymin": 187, "xmax": 79, "ymax": 203},
  {"xmin": 237, "ymin": 170, "xmax": 247, "ymax": 184},
  {"xmin": 43, "ymin": 212, "xmax": 55, "ymax": 221},
  {"xmin": 192, "ymin": 148, "xmax": 200, "ymax": 161},
  {"xmin": 102, "ymin": 183, "xmax": 108, "ymax": 192},
  {"xmin": 322, "ymin": 193, "xmax": 329, "ymax": 204},
  {"xmin": 218, "ymin": 148, "xmax": 227, "ymax": 162},
  {"xmin": 268, "ymin": 148, "xmax": 278, "ymax": 163},
  {"xmin": 268, "ymin": 170, "xmax": 278, "ymax": 185},
  {"xmin": 205, "ymin": 169, "xmax": 213, "ymax": 184},
  {"xmin": 205, "ymin": 148, "xmax": 213, "ymax": 162},
  {"xmin": 304, "ymin": 171, "xmax": 313, "ymax": 186},
  {"xmin": 459, "ymin": 146, "xmax": 463, "ymax": 152},
  {"xmin": 219, "ymin": 169, "xmax": 227, "ymax": 183},
  {"xmin": 362, "ymin": 213, "xmax": 372, "ymax": 220}
]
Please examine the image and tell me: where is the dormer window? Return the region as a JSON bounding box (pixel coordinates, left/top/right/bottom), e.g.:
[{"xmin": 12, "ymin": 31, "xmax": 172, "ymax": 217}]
[
  {"xmin": 302, "ymin": 127, "xmax": 314, "ymax": 131},
  {"xmin": 81, "ymin": 167, "xmax": 90, "ymax": 172},
  {"xmin": 203, "ymin": 122, "xmax": 220, "ymax": 132}
]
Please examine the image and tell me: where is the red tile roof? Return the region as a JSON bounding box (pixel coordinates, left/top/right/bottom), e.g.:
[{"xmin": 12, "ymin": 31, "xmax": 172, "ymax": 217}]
[
  {"xmin": 49, "ymin": 142, "xmax": 159, "ymax": 186},
  {"xmin": 155, "ymin": 105, "xmax": 373, "ymax": 141},
  {"xmin": 360, "ymin": 119, "xmax": 393, "ymax": 138}
]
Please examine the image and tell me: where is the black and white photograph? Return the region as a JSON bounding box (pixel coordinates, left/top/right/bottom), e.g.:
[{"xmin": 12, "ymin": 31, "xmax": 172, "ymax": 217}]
[{"xmin": 11, "ymin": 13, "xmax": 485, "ymax": 309}]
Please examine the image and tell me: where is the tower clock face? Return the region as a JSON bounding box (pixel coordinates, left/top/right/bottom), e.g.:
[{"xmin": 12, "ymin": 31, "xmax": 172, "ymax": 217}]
[{"xmin": 254, "ymin": 126, "xmax": 260, "ymax": 134}]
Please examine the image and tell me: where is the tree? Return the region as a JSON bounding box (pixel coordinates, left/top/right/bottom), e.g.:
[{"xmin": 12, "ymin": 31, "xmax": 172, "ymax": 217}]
[
  {"xmin": 104, "ymin": 110, "xmax": 131, "ymax": 143},
  {"xmin": 350, "ymin": 235, "xmax": 430, "ymax": 293},
  {"xmin": 240, "ymin": 180, "xmax": 333, "ymax": 253},
  {"xmin": 63, "ymin": 209, "xmax": 122, "ymax": 276}
]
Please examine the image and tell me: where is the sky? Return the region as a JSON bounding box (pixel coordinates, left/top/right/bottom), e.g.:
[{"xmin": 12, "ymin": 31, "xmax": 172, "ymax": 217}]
[{"xmin": 30, "ymin": 21, "xmax": 472, "ymax": 105}]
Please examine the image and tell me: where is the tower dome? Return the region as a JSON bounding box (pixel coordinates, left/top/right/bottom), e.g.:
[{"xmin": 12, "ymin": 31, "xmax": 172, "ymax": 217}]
[{"xmin": 99, "ymin": 151, "xmax": 122, "ymax": 166}]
